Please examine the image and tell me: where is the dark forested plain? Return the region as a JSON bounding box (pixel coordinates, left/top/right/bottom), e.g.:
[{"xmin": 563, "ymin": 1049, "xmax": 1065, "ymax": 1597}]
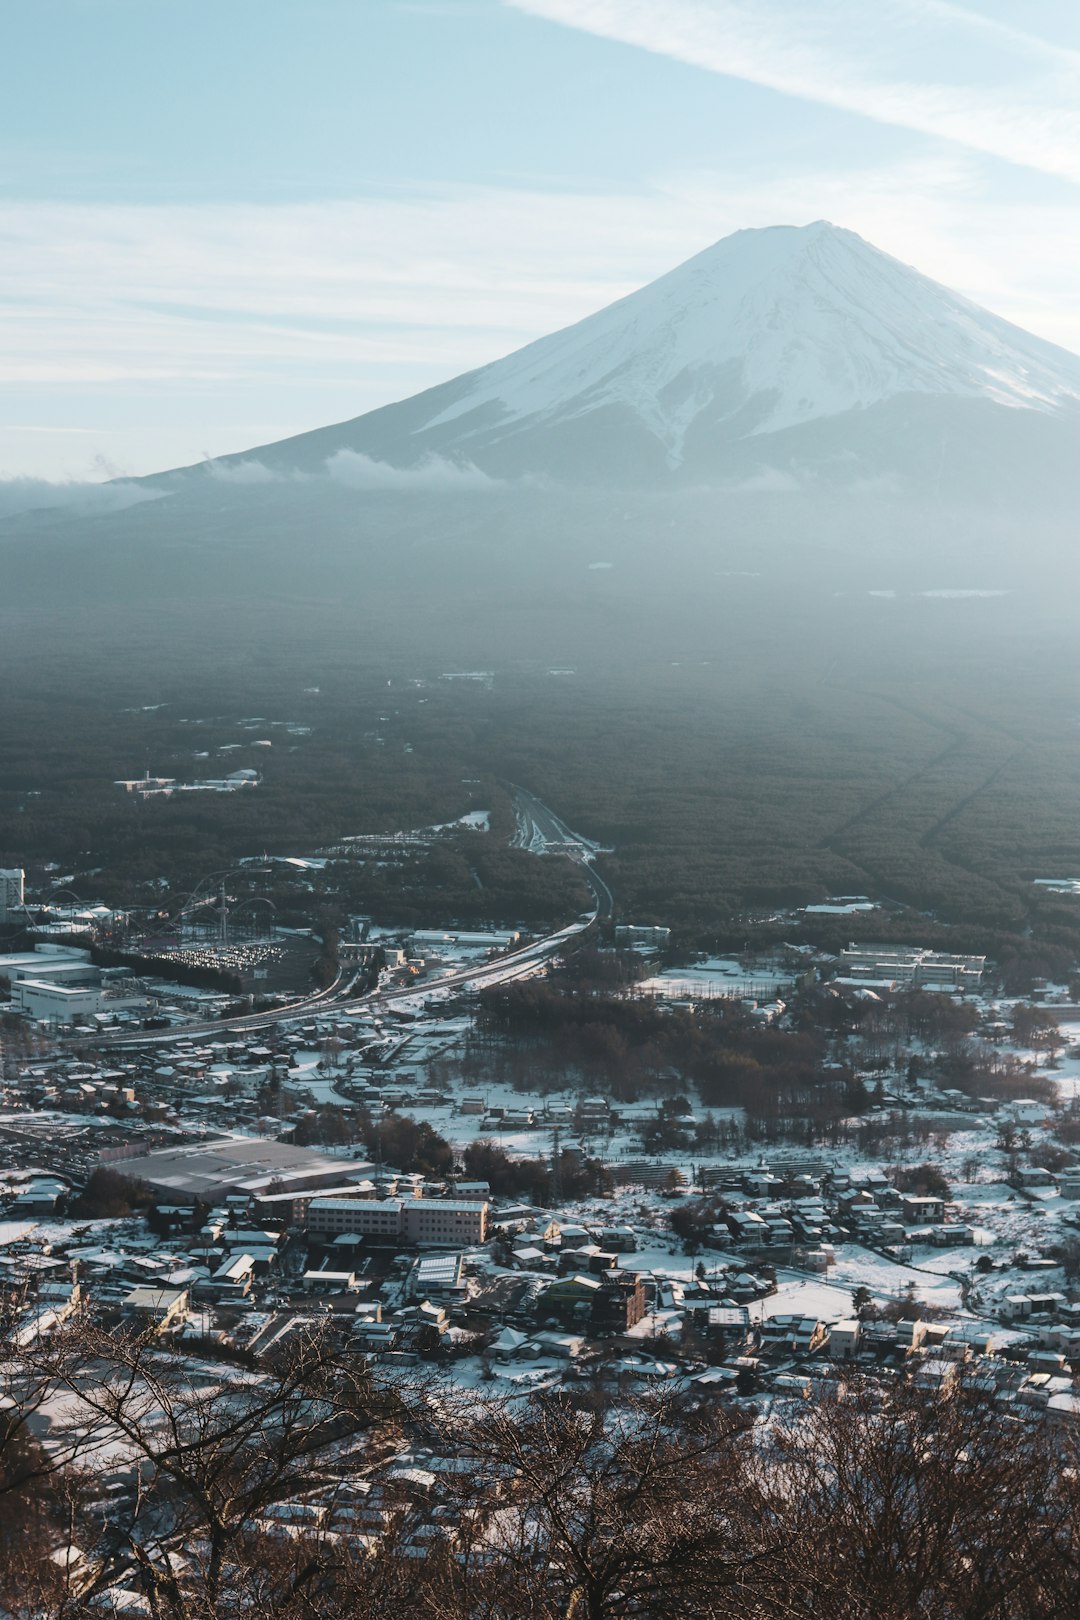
[{"xmin": 3, "ymin": 477, "xmax": 1080, "ymax": 963}]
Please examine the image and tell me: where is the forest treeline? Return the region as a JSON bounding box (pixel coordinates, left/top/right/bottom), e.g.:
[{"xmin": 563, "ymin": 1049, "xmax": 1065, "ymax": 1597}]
[{"xmin": 7, "ymin": 634, "xmax": 1080, "ymax": 955}]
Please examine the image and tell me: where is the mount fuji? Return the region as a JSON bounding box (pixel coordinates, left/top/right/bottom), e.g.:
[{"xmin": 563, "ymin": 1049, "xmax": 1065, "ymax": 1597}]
[
  {"xmin": 183, "ymin": 220, "xmax": 1080, "ymax": 498},
  {"xmin": 7, "ymin": 221, "xmax": 1080, "ymax": 645}
]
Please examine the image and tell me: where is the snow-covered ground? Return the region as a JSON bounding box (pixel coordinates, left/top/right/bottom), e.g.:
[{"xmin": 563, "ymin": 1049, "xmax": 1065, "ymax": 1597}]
[
  {"xmin": 1035, "ymin": 1023, "xmax": 1080, "ymax": 1099},
  {"xmin": 639, "ymin": 957, "xmax": 790, "ymax": 1000},
  {"xmin": 819, "ymin": 1246, "xmax": 962, "ymax": 1311},
  {"xmin": 753, "ymin": 1279, "xmax": 856, "ymax": 1322}
]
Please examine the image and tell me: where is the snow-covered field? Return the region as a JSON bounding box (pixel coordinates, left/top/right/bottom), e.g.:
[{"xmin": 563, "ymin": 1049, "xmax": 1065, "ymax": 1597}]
[
  {"xmin": 638, "ymin": 957, "xmax": 790, "ymax": 1000},
  {"xmin": 820, "ymin": 1246, "xmax": 962, "ymax": 1311}
]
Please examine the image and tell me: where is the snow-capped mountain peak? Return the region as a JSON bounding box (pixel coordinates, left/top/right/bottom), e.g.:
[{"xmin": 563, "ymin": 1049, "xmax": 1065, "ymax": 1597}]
[
  {"xmin": 188, "ymin": 221, "xmax": 1080, "ymax": 497},
  {"xmin": 424, "ymin": 222, "xmax": 1080, "ymax": 465}
]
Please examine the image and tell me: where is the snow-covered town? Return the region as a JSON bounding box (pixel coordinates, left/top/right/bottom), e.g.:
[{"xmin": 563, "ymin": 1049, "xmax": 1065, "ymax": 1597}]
[
  {"xmin": 7, "ymin": 835, "xmax": 1080, "ymax": 1609},
  {"xmin": 2, "ymin": 678, "xmax": 1080, "ymax": 1612}
]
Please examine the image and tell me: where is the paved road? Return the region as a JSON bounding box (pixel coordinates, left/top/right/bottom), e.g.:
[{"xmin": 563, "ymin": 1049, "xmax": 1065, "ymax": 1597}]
[
  {"xmin": 509, "ymin": 782, "xmax": 613, "ymax": 918},
  {"xmin": 78, "ymin": 912, "xmax": 593, "ymax": 1051},
  {"xmin": 64, "ymin": 967, "xmax": 358, "ymax": 1051},
  {"xmin": 511, "ymin": 785, "xmax": 602, "ymax": 855},
  {"xmin": 70, "ymin": 789, "xmax": 610, "ymax": 1052}
]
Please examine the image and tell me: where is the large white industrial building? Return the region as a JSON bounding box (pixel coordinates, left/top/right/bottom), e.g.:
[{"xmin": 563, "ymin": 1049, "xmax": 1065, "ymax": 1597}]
[
  {"xmin": 0, "ymin": 945, "xmax": 106, "ymax": 1024},
  {"xmin": 15, "ymin": 980, "xmax": 103, "ymax": 1023}
]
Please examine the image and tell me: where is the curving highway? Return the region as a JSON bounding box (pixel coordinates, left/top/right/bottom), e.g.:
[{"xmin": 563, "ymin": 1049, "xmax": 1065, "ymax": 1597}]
[{"xmin": 70, "ymin": 790, "xmax": 611, "ymax": 1051}]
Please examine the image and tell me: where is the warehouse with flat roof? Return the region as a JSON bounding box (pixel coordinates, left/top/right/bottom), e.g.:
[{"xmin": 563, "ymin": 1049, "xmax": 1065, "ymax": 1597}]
[{"xmin": 104, "ymin": 1136, "xmax": 376, "ymax": 1203}]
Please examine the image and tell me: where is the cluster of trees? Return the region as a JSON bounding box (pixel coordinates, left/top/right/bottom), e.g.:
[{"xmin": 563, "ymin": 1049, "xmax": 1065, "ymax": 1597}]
[
  {"xmin": 310, "ymin": 920, "xmax": 341, "ymax": 991},
  {"xmin": 793, "ymin": 983, "xmax": 1061, "ymax": 1112},
  {"xmin": 67, "ymin": 1167, "xmax": 154, "ymax": 1220},
  {"xmin": 285, "ymin": 1112, "xmax": 607, "ymax": 1203},
  {"xmin": 326, "ymin": 843, "xmax": 591, "ymax": 932},
  {"xmin": 290, "ymin": 1106, "xmax": 454, "ymax": 1177},
  {"xmin": 668, "ymin": 1195, "xmax": 732, "ymax": 1253},
  {"xmin": 477, "ymin": 981, "xmax": 862, "ymax": 1128},
  {"xmin": 462, "ymin": 1138, "xmax": 608, "ymax": 1204},
  {"xmin": 4, "ymin": 1323, "xmax": 1080, "ymax": 1619},
  {"xmin": 475, "ymin": 981, "xmax": 694, "ymax": 1102},
  {"xmin": 888, "ymin": 1162, "xmax": 952, "ymax": 1199},
  {"xmin": 804, "ymin": 986, "xmax": 980, "ymax": 1049},
  {"xmin": 934, "ymin": 1047, "xmax": 1056, "ymax": 1106}
]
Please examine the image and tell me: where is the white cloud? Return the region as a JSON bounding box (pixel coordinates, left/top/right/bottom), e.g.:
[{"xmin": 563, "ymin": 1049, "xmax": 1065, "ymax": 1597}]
[
  {"xmin": 0, "ymin": 477, "xmax": 166, "ymax": 521},
  {"xmin": 0, "ymin": 451, "xmax": 499, "ymax": 517},
  {"xmin": 198, "ymin": 450, "xmax": 500, "ymax": 493},
  {"xmin": 205, "ymin": 458, "xmax": 292, "ymax": 485},
  {"xmin": 325, "ymin": 449, "xmax": 498, "ymax": 491},
  {"xmin": 506, "ymin": 0, "xmax": 1080, "ymax": 184}
]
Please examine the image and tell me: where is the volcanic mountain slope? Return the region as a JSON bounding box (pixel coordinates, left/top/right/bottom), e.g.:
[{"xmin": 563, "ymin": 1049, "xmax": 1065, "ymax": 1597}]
[
  {"xmin": 181, "ymin": 220, "xmax": 1080, "ymax": 497},
  {"xmin": 6, "ymin": 218, "xmax": 1080, "ymax": 638}
]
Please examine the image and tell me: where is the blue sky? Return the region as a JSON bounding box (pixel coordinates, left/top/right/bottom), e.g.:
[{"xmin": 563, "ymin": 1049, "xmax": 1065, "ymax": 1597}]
[{"xmin": 5, "ymin": 0, "xmax": 1080, "ymax": 479}]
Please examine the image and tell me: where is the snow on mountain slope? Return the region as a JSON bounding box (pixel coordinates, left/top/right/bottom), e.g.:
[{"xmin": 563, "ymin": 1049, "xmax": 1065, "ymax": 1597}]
[
  {"xmin": 151, "ymin": 221, "xmax": 1080, "ymax": 498},
  {"xmin": 419, "ymin": 221, "xmax": 1080, "ymax": 467}
]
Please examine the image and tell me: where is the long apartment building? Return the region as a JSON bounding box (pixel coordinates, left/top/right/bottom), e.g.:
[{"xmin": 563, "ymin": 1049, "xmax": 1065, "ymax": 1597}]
[
  {"xmin": 837, "ymin": 945, "xmax": 985, "ymax": 992},
  {"xmin": 308, "ymin": 1196, "xmax": 488, "ymax": 1246}
]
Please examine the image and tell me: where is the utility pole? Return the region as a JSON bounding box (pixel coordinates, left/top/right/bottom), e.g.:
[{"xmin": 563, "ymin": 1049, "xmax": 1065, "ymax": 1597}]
[{"xmin": 551, "ymin": 1124, "xmax": 562, "ymax": 1202}]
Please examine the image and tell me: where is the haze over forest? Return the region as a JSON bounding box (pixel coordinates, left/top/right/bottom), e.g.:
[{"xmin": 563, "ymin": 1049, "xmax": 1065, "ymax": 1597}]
[{"xmin": 3, "ymin": 214, "xmax": 1080, "ymax": 970}]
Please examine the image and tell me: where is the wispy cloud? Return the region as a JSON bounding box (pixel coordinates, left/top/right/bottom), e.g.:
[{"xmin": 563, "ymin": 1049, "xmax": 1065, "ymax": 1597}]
[
  {"xmin": 0, "ymin": 477, "xmax": 165, "ymax": 521},
  {"xmin": 203, "ymin": 450, "xmax": 501, "ymax": 492},
  {"xmin": 505, "ymin": 0, "xmax": 1080, "ymax": 184},
  {"xmin": 0, "ymin": 450, "xmax": 501, "ymax": 517},
  {"xmin": 325, "ymin": 449, "xmax": 499, "ymax": 491},
  {"xmin": 204, "ymin": 458, "xmax": 294, "ymax": 485},
  {"xmin": 0, "ymin": 192, "xmax": 652, "ymax": 400}
]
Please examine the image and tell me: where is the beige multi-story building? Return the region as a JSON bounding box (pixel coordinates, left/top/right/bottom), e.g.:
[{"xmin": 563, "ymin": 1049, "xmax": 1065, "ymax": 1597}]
[
  {"xmin": 307, "ymin": 1196, "xmax": 488, "ymax": 1246},
  {"xmin": 403, "ymin": 1199, "xmax": 488, "ymax": 1245},
  {"xmin": 308, "ymin": 1199, "xmax": 410, "ymax": 1239}
]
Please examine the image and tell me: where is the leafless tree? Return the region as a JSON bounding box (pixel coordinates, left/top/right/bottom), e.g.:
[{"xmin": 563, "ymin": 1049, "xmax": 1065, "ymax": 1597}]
[
  {"xmin": 9, "ymin": 1324, "xmax": 1080, "ymax": 1620},
  {"xmin": 404, "ymin": 1387, "xmax": 797, "ymax": 1620},
  {"xmin": 762, "ymin": 1372, "xmax": 1080, "ymax": 1618},
  {"xmin": 30, "ymin": 1321, "xmax": 392, "ymax": 1618}
]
